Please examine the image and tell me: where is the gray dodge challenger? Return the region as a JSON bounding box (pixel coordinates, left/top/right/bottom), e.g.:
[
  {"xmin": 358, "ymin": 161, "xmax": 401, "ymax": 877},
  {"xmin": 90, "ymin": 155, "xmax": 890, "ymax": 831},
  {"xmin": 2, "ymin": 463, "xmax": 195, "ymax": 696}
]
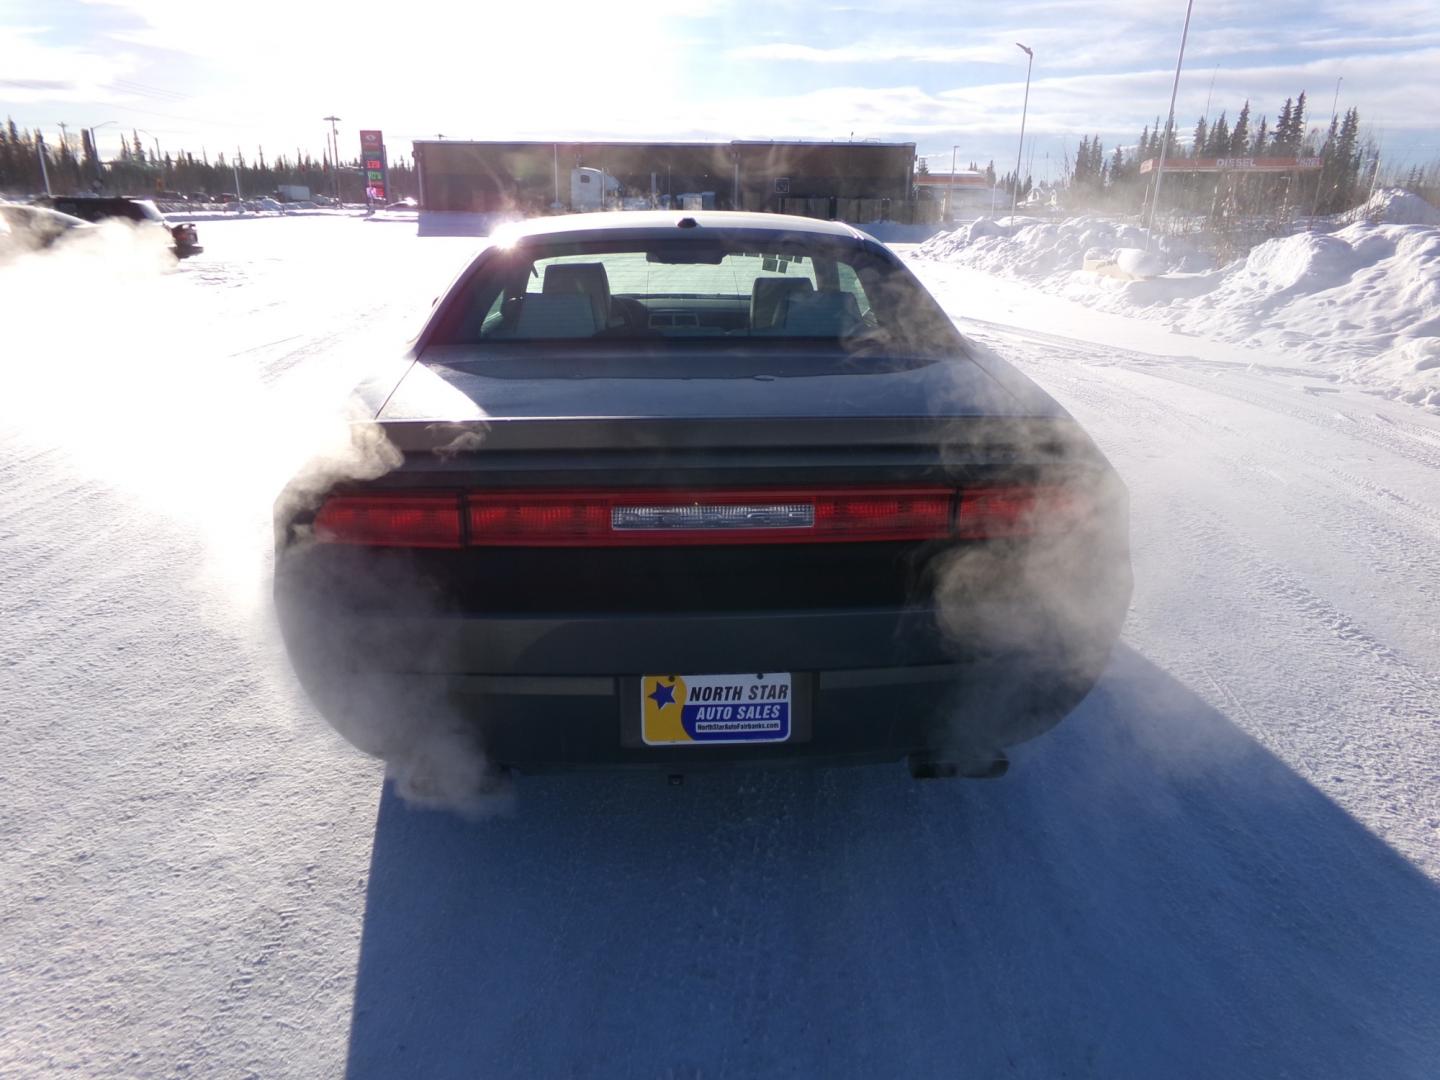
[{"xmin": 274, "ymin": 211, "xmax": 1131, "ymax": 779}]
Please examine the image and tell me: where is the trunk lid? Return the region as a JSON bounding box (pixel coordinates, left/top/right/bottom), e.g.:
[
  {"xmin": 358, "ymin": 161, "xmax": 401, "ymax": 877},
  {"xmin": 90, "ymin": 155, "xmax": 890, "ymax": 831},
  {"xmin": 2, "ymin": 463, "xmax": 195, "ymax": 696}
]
[{"xmin": 381, "ymin": 344, "xmax": 1065, "ymax": 424}]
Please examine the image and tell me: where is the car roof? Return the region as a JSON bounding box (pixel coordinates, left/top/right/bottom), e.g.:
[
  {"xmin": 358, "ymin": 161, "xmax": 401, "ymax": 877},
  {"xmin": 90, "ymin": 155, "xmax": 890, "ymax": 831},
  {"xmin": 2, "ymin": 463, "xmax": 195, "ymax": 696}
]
[
  {"xmin": 48, "ymin": 195, "xmax": 151, "ymax": 204},
  {"xmin": 492, "ymin": 210, "xmax": 873, "ymax": 247},
  {"xmin": 2, "ymin": 204, "xmax": 91, "ymax": 228}
]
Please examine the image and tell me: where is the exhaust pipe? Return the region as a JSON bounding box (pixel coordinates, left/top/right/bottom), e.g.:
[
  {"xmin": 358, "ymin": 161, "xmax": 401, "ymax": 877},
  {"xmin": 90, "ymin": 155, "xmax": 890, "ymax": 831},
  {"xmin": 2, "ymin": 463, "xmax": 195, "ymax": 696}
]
[{"xmin": 908, "ymin": 749, "xmax": 1009, "ymax": 780}]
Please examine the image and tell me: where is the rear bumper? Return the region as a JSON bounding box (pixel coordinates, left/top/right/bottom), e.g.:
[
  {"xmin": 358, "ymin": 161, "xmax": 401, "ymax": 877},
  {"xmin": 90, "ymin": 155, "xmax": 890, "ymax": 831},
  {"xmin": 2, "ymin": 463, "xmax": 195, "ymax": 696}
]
[
  {"xmin": 275, "ymin": 602, "xmax": 1121, "ymax": 770},
  {"xmin": 401, "ymin": 661, "xmax": 1096, "ymax": 770}
]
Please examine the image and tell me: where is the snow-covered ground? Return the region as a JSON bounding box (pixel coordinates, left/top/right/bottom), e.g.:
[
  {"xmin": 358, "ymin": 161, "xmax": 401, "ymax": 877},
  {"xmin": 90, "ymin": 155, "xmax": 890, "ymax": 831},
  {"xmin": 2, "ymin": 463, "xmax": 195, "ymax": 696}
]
[
  {"xmin": 2, "ymin": 217, "xmax": 1439, "ymax": 1078},
  {"xmin": 915, "ymin": 190, "xmax": 1440, "ymax": 409}
]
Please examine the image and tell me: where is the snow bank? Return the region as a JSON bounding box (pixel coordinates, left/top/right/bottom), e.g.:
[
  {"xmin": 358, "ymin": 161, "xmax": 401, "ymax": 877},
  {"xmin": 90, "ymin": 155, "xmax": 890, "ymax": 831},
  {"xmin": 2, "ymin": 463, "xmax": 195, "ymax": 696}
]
[
  {"xmin": 1358, "ymin": 187, "xmax": 1440, "ymax": 226},
  {"xmin": 917, "ymin": 215, "xmax": 1204, "ymax": 279},
  {"xmin": 918, "ymin": 203, "xmax": 1440, "ymax": 409}
]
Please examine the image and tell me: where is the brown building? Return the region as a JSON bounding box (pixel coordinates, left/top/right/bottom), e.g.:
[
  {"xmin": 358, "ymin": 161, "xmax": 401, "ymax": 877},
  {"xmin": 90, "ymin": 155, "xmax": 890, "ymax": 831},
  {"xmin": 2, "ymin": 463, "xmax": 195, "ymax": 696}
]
[{"xmin": 414, "ymin": 139, "xmax": 918, "ymax": 221}]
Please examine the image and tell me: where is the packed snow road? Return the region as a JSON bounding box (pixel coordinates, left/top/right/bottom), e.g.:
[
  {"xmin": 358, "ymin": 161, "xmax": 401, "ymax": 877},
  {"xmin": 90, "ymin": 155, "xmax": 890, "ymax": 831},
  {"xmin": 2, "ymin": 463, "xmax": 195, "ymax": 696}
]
[{"xmin": 2, "ymin": 218, "xmax": 1438, "ymax": 1078}]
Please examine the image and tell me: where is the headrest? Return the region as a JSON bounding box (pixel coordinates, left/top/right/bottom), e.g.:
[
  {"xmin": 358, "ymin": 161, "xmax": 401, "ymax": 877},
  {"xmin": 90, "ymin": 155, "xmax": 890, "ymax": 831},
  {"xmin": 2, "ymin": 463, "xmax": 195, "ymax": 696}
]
[{"xmin": 543, "ymin": 262, "xmax": 612, "ymax": 327}]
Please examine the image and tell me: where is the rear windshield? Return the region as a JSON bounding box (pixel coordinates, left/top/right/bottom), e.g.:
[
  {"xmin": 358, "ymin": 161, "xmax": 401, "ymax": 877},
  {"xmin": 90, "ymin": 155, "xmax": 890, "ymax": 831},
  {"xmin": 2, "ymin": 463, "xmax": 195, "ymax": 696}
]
[{"xmin": 429, "ymin": 237, "xmax": 961, "ymax": 355}]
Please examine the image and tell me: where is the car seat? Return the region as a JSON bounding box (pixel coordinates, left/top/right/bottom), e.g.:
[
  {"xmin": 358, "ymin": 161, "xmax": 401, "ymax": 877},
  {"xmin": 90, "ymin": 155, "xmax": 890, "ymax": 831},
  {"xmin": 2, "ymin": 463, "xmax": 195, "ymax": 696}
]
[
  {"xmin": 781, "ymin": 291, "xmax": 863, "ymax": 336},
  {"xmin": 509, "ymin": 294, "xmax": 598, "ymax": 338},
  {"xmin": 750, "ymin": 277, "xmax": 815, "ymax": 330}
]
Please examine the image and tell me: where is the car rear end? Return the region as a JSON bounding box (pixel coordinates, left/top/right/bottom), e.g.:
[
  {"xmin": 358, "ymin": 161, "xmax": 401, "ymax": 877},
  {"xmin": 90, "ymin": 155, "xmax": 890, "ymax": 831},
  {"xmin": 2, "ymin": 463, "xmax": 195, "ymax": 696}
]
[
  {"xmin": 130, "ymin": 199, "xmax": 202, "ymax": 257},
  {"xmin": 273, "ymin": 215, "xmax": 1131, "ymax": 775},
  {"xmin": 43, "ymin": 197, "xmax": 201, "ymax": 256},
  {"xmin": 168, "ymin": 220, "xmax": 201, "ymax": 256}
]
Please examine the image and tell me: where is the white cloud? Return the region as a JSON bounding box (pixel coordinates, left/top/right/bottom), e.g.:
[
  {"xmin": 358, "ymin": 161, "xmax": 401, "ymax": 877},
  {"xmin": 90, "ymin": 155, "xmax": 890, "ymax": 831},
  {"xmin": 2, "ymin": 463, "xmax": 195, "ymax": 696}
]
[
  {"xmin": 728, "ymin": 41, "xmax": 1019, "ymax": 65},
  {"xmin": 8, "ymin": 0, "xmax": 1438, "ymax": 174},
  {"xmin": 0, "ymin": 25, "xmax": 139, "ymax": 103}
]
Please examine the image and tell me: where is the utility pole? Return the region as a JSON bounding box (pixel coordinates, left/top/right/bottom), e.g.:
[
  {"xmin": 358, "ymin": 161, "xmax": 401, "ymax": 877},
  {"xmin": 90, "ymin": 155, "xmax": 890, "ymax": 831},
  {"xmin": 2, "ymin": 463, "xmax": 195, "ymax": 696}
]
[
  {"xmin": 324, "ymin": 116, "xmax": 342, "ymax": 201},
  {"xmin": 1146, "ymin": 0, "xmax": 1195, "ymax": 245},
  {"xmin": 1011, "ymin": 43, "xmax": 1034, "ymax": 221},
  {"xmin": 234, "ymin": 146, "xmax": 243, "ymax": 200}
]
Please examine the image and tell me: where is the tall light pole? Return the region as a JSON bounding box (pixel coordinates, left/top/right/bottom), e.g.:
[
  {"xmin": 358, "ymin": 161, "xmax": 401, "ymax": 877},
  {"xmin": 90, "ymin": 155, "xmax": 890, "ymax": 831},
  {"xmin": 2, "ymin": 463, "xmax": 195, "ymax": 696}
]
[
  {"xmin": 323, "ymin": 115, "xmax": 342, "ymax": 201},
  {"xmin": 1145, "ymin": 0, "xmax": 1196, "ymax": 243},
  {"xmin": 1011, "ymin": 43, "xmax": 1034, "ymax": 221}
]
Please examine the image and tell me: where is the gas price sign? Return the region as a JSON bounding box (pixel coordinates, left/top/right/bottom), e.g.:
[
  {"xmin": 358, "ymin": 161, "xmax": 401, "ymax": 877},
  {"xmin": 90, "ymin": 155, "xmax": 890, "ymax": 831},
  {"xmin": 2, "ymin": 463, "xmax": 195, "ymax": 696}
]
[{"xmin": 360, "ymin": 130, "xmax": 387, "ymax": 202}]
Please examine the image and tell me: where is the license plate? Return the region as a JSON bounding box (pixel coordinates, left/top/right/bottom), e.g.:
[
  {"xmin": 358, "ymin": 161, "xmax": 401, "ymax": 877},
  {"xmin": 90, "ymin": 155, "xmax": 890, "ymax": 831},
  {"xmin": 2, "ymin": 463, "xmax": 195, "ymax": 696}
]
[{"xmin": 640, "ymin": 672, "xmax": 792, "ymax": 745}]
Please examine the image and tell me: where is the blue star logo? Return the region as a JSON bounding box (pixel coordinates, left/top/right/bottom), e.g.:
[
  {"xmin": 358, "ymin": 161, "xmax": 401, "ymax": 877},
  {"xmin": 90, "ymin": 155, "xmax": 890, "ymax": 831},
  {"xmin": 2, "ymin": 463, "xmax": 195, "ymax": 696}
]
[{"xmin": 648, "ymin": 680, "xmax": 677, "ymax": 709}]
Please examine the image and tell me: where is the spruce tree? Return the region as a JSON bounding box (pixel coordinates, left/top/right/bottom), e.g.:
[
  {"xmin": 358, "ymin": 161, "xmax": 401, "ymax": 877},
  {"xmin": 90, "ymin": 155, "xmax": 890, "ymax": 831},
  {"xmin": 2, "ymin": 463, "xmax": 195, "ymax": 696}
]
[
  {"xmin": 1275, "ymin": 99, "xmax": 1293, "ymax": 153},
  {"xmin": 1192, "ymin": 117, "xmax": 1208, "ymax": 158},
  {"xmin": 1251, "ymin": 116, "xmax": 1269, "ymax": 155},
  {"xmin": 1230, "ymin": 101, "xmax": 1250, "ymax": 156},
  {"xmin": 1332, "ymin": 107, "xmax": 1362, "ymax": 210},
  {"xmin": 81, "ymin": 128, "xmax": 97, "ymax": 174},
  {"xmin": 1207, "ymin": 113, "xmax": 1230, "ymax": 156},
  {"xmin": 0, "ymin": 120, "xmax": 13, "ymax": 191}
]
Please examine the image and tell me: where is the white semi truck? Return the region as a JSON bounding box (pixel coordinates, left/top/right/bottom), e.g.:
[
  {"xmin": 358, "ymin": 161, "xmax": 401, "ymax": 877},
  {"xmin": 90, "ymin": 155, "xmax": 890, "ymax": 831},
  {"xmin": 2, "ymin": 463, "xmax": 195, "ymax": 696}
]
[{"xmin": 569, "ymin": 167, "xmax": 620, "ymax": 212}]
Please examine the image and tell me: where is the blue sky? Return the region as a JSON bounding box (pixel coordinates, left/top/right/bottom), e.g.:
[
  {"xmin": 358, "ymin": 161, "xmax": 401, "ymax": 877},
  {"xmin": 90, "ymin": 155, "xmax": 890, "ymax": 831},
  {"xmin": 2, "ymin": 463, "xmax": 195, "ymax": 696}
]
[{"xmin": 4, "ymin": 0, "xmax": 1439, "ymax": 182}]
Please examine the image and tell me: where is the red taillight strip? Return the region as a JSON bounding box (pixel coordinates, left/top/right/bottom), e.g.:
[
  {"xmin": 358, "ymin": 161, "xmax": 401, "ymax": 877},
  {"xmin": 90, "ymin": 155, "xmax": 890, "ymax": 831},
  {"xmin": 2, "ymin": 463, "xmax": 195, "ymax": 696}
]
[
  {"xmin": 311, "ymin": 484, "xmax": 1078, "ymax": 548},
  {"xmin": 313, "ymin": 493, "xmax": 463, "ymax": 548},
  {"xmin": 954, "ymin": 485, "xmax": 1076, "ymax": 539}
]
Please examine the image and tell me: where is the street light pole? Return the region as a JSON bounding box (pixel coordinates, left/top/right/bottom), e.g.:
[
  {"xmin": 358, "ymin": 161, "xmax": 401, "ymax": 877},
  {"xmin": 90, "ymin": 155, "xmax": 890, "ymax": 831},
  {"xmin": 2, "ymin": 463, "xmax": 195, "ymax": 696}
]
[
  {"xmin": 1011, "ymin": 43, "xmax": 1034, "ymax": 222},
  {"xmin": 323, "ymin": 115, "xmax": 342, "ymax": 201},
  {"xmin": 1145, "ymin": 0, "xmax": 1196, "ymax": 243}
]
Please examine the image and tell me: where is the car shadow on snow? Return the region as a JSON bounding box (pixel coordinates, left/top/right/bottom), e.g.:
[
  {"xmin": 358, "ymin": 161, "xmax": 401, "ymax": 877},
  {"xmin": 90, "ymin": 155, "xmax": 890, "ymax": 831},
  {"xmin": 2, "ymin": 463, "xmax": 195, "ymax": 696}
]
[{"xmin": 344, "ymin": 645, "xmax": 1440, "ymax": 1079}]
